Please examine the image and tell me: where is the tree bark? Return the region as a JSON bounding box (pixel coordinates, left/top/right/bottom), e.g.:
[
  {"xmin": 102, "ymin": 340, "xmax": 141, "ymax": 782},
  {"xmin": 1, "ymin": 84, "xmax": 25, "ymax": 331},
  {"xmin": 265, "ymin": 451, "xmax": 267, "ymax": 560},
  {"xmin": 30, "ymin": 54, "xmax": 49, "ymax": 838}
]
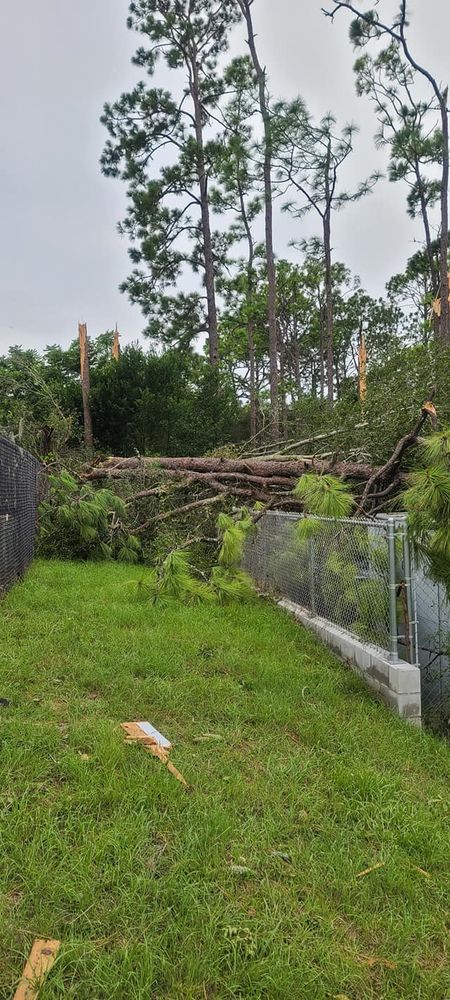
[
  {"xmin": 236, "ymin": 175, "xmax": 258, "ymax": 438},
  {"xmin": 323, "ymin": 144, "xmax": 334, "ymax": 406},
  {"xmin": 78, "ymin": 323, "xmax": 94, "ymax": 450},
  {"xmin": 86, "ymin": 454, "xmax": 381, "ymax": 483},
  {"xmin": 438, "ymin": 91, "xmax": 450, "ymax": 343},
  {"xmin": 239, "ymin": 0, "xmax": 279, "ymax": 440},
  {"xmin": 189, "ymin": 56, "xmax": 219, "ymax": 365}
]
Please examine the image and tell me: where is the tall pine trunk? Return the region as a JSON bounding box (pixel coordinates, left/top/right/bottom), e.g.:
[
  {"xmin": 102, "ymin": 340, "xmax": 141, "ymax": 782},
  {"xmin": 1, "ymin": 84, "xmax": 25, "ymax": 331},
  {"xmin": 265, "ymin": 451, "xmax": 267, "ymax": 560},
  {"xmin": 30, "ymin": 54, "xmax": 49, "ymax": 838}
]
[
  {"xmin": 190, "ymin": 58, "xmax": 219, "ymax": 366},
  {"xmin": 323, "ymin": 211, "xmax": 334, "ymax": 406},
  {"xmin": 239, "ymin": 0, "xmax": 279, "ymax": 441},
  {"xmin": 438, "ymin": 92, "xmax": 450, "ymax": 343},
  {"xmin": 78, "ymin": 323, "xmax": 94, "ymax": 450},
  {"xmin": 237, "ymin": 177, "xmax": 258, "ymax": 439}
]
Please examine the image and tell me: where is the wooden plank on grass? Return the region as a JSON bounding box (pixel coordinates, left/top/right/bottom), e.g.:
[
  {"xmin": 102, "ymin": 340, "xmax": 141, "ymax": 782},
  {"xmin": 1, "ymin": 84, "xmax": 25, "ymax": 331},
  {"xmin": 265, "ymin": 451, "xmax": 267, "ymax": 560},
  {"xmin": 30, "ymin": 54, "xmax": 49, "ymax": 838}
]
[
  {"xmin": 136, "ymin": 721, "xmax": 172, "ymax": 749},
  {"xmin": 13, "ymin": 939, "xmax": 60, "ymax": 1000},
  {"xmin": 121, "ymin": 721, "xmax": 171, "ymax": 748},
  {"xmin": 121, "ymin": 723, "xmax": 188, "ymax": 788}
]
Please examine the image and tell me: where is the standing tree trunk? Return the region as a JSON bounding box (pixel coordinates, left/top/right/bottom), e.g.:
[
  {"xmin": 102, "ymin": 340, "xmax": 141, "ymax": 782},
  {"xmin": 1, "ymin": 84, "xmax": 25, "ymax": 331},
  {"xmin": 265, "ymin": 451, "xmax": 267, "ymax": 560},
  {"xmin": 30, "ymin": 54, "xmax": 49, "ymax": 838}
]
[
  {"xmin": 237, "ymin": 176, "xmax": 258, "ymax": 438},
  {"xmin": 239, "ymin": 0, "xmax": 279, "ymax": 440},
  {"xmin": 189, "ymin": 57, "xmax": 219, "ymax": 366},
  {"xmin": 293, "ymin": 318, "xmax": 302, "ymax": 401},
  {"xmin": 438, "ymin": 91, "xmax": 450, "ymax": 343},
  {"xmin": 78, "ymin": 323, "xmax": 94, "ymax": 449},
  {"xmin": 248, "ymin": 302, "xmax": 257, "ymax": 439},
  {"xmin": 319, "ymin": 302, "xmax": 325, "ymax": 401},
  {"xmin": 278, "ymin": 320, "xmax": 288, "ymax": 438},
  {"xmin": 323, "ymin": 209, "xmax": 334, "ymax": 406}
]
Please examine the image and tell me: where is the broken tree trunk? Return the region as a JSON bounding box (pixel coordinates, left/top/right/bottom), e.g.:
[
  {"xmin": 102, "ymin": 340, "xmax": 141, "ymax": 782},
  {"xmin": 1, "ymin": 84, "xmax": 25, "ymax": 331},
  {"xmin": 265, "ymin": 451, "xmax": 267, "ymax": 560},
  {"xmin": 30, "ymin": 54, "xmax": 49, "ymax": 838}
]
[
  {"xmin": 79, "ymin": 322, "xmax": 94, "ymax": 449},
  {"xmin": 85, "ymin": 454, "xmax": 379, "ymax": 483}
]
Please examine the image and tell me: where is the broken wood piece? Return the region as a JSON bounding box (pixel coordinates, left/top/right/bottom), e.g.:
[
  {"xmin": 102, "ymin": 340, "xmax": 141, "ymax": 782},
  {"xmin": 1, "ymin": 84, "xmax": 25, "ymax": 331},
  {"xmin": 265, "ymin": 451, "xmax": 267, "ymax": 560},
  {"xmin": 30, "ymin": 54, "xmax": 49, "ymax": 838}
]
[
  {"xmin": 121, "ymin": 722, "xmax": 188, "ymax": 788},
  {"xmin": 361, "ymin": 955, "xmax": 397, "ymax": 970},
  {"xmin": 144, "ymin": 742, "xmax": 189, "ymax": 789},
  {"xmin": 121, "ymin": 721, "xmax": 171, "ymax": 749},
  {"xmin": 136, "ymin": 721, "xmax": 172, "ymax": 749},
  {"xmin": 13, "ymin": 939, "xmax": 60, "ymax": 1000},
  {"xmin": 356, "ymin": 861, "xmax": 385, "ymax": 879},
  {"xmin": 409, "ymin": 863, "xmax": 430, "ymax": 878}
]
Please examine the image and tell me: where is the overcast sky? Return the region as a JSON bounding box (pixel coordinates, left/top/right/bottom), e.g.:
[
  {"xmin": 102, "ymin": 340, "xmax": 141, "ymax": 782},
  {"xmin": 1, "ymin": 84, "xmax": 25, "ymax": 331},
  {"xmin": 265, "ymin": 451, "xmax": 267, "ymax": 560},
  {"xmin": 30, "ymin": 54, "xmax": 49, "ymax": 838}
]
[{"xmin": 1, "ymin": 1, "xmax": 449, "ymax": 354}]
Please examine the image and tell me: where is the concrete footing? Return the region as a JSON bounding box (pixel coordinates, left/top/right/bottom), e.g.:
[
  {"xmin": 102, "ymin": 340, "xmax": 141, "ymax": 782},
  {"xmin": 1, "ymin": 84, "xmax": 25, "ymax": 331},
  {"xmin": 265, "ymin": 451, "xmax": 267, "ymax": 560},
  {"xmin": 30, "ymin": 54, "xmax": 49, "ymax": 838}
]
[{"xmin": 279, "ymin": 599, "xmax": 422, "ymax": 727}]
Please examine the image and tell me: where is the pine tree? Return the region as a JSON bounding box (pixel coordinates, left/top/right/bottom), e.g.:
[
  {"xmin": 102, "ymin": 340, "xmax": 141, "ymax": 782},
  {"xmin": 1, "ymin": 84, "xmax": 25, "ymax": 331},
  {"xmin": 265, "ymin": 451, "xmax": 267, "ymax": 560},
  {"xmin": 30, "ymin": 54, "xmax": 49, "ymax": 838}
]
[{"xmin": 101, "ymin": 0, "xmax": 241, "ymax": 364}]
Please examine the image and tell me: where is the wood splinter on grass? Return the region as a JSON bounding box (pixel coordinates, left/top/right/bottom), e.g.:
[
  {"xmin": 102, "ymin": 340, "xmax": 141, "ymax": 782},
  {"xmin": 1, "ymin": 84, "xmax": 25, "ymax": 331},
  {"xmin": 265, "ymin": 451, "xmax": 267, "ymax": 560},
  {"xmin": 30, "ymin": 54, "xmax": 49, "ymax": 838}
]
[
  {"xmin": 121, "ymin": 722, "xmax": 189, "ymax": 788},
  {"xmin": 355, "ymin": 861, "xmax": 385, "ymax": 879},
  {"xmin": 13, "ymin": 939, "xmax": 60, "ymax": 1000}
]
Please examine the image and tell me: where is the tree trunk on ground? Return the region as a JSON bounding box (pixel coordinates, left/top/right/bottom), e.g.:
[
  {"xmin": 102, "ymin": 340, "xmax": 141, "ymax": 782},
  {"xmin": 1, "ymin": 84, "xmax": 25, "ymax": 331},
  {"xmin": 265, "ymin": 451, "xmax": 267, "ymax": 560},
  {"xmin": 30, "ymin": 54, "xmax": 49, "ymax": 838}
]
[
  {"xmin": 87, "ymin": 454, "xmax": 382, "ymax": 483},
  {"xmin": 190, "ymin": 56, "xmax": 219, "ymax": 365},
  {"xmin": 239, "ymin": 0, "xmax": 279, "ymax": 440}
]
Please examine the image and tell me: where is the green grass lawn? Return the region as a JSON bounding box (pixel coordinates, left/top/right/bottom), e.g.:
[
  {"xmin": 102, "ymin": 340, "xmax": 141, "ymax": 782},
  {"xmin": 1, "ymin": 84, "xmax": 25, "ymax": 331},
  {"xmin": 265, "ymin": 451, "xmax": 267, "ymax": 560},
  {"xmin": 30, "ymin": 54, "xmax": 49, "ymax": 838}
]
[{"xmin": 1, "ymin": 560, "xmax": 450, "ymax": 999}]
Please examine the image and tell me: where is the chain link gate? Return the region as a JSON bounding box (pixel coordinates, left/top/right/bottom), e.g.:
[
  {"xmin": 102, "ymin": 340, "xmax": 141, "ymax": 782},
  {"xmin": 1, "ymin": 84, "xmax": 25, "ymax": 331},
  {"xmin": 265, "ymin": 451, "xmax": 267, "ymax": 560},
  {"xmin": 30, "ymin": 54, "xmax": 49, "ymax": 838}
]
[{"xmin": 0, "ymin": 436, "xmax": 42, "ymax": 596}]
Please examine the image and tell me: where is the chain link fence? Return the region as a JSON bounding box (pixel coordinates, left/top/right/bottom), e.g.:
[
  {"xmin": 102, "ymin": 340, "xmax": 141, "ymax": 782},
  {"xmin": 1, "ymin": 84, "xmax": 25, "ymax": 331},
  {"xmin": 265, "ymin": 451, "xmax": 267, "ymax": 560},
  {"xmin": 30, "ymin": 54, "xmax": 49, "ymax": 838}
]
[
  {"xmin": 244, "ymin": 511, "xmax": 450, "ymax": 733},
  {"xmin": 413, "ymin": 566, "xmax": 450, "ymax": 734},
  {"xmin": 0, "ymin": 436, "xmax": 42, "ymax": 596}
]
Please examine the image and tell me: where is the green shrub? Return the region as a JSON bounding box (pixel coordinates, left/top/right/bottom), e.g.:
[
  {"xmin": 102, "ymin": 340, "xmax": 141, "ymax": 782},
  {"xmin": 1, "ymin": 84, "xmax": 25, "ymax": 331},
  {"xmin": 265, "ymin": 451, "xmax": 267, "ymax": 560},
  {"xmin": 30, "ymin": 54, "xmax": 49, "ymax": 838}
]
[{"xmin": 38, "ymin": 470, "xmax": 141, "ymax": 563}]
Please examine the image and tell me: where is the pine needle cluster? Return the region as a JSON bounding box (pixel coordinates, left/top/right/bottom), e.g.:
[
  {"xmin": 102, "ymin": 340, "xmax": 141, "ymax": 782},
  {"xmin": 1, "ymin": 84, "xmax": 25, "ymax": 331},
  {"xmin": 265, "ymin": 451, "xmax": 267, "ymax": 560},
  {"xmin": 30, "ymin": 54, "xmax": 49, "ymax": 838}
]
[
  {"xmin": 140, "ymin": 509, "xmax": 256, "ymax": 606},
  {"xmin": 38, "ymin": 471, "xmax": 141, "ymax": 563}
]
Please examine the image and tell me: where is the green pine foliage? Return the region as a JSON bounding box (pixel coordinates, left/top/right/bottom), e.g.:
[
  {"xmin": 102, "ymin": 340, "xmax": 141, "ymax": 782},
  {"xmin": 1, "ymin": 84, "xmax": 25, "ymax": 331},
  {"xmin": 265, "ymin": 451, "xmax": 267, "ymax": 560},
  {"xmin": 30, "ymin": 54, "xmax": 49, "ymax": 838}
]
[
  {"xmin": 293, "ymin": 473, "xmax": 355, "ymax": 518},
  {"xmin": 140, "ymin": 510, "xmax": 256, "ymax": 606},
  {"xmin": 38, "ymin": 471, "xmax": 141, "ymax": 563},
  {"xmin": 402, "ymin": 433, "xmax": 450, "ymax": 596}
]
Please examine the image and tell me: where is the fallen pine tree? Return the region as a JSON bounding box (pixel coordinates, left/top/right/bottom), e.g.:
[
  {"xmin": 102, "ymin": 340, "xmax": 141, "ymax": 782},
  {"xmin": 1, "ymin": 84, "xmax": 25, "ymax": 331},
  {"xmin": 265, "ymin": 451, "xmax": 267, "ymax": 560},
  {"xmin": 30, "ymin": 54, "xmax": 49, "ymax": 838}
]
[{"xmin": 79, "ymin": 398, "xmax": 438, "ymax": 541}]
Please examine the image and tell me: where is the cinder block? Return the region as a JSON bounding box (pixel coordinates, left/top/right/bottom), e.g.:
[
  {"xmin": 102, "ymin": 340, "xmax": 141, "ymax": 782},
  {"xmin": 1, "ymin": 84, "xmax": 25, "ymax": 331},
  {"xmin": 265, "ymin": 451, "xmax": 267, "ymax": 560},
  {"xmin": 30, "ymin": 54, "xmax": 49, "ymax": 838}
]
[
  {"xmin": 389, "ymin": 663, "xmax": 421, "ymax": 696},
  {"xmin": 378, "ymin": 684, "xmax": 421, "ymax": 720},
  {"xmin": 368, "ymin": 654, "xmax": 390, "ymax": 686},
  {"xmin": 365, "ymin": 674, "xmax": 381, "ymax": 694},
  {"xmin": 353, "ymin": 644, "xmax": 372, "ymax": 673},
  {"xmin": 277, "ymin": 598, "xmax": 422, "ymax": 727},
  {"xmin": 320, "ymin": 624, "xmax": 346, "ymax": 655},
  {"xmin": 338, "ymin": 636, "xmax": 356, "ymax": 663}
]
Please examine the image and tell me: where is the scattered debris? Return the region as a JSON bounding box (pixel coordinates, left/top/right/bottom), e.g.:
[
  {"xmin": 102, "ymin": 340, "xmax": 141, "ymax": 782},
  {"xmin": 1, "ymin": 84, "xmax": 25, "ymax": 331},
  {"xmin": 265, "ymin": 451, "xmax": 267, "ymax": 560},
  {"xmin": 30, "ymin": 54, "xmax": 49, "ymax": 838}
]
[
  {"xmin": 270, "ymin": 851, "xmax": 292, "ymax": 864},
  {"xmin": 229, "ymin": 864, "xmax": 254, "ymax": 876},
  {"xmin": 13, "ymin": 939, "xmax": 60, "ymax": 1000},
  {"xmin": 361, "ymin": 955, "xmax": 397, "ymax": 970},
  {"xmin": 77, "ymin": 752, "xmax": 91, "ymax": 761},
  {"xmin": 121, "ymin": 721, "xmax": 188, "ymax": 788},
  {"xmin": 122, "ymin": 721, "xmax": 172, "ymax": 750},
  {"xmin": 0, "ymin": 697, "xmax": 10, "ymax": 707},
  {"xmin": 409, "ymin": 863, "xmax": 430, "ymax": 878},
  {"xmin": 356, "ymin": 862, "xmax": 385, "ymax": 879}
]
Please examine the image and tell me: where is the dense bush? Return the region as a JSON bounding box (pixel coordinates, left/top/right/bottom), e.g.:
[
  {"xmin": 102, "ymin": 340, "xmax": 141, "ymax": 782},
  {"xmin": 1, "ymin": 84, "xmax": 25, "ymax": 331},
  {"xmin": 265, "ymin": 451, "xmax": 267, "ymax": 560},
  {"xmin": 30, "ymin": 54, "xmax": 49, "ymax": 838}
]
[{"xmin": 37, "ymin": 471, "xmax": 141, "ymax": 563}]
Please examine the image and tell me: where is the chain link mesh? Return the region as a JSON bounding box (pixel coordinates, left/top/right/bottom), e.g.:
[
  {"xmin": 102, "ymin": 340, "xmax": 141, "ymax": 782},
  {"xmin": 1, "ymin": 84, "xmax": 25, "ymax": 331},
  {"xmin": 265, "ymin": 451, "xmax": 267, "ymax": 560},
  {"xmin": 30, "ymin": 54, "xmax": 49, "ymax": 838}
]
[
  {"xmin": 244, "ymin": 511, "xmax": 392, "ymax": 652},
  {"xmin": 0, "ymin": 436, "xmax": 42, "ymax": 596},
  {"xmin": 245, "ymin": 511, "xmax": 450, "ymax": 733},
  {"xmin": 412, "ymin": 564, "xmax": 450, "ymax": 733}
]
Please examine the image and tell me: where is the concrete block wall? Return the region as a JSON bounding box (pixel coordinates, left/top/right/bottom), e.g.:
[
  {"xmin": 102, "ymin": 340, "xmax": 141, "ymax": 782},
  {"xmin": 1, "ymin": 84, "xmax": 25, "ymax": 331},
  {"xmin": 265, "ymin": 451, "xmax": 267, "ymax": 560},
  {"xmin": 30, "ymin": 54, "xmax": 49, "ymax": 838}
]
[{"xmin": 279, "ymin": 599, "xmax": 422, "ymax": 726}]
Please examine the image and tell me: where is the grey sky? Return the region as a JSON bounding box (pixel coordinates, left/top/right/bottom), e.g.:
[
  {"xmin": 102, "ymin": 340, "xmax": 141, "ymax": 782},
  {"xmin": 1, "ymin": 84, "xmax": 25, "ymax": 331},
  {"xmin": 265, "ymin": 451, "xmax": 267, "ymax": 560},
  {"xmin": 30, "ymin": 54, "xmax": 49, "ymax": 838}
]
[{"xmin": 1, "ymin": 1, "xmax": 449, "ymax": 353}]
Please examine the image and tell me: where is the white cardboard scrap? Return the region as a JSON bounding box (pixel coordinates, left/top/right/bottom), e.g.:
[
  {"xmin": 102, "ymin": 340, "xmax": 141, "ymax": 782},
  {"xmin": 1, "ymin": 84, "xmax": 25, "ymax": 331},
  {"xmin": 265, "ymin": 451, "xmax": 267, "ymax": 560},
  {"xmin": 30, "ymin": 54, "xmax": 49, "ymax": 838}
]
[{"xmin": 137, "ymin": 721, "xmax": 172, "ymax": 750}]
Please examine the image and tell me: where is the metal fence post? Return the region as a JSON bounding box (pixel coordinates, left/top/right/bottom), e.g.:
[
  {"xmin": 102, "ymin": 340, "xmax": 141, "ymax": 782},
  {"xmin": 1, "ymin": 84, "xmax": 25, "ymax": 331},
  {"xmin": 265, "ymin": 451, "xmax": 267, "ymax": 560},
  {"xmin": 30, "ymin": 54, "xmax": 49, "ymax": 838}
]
[
  {"xmin": 387, "ymin": 517, "xmax": 399, "ymax": 661},
  {"xmin": 400, "ymin": 518, "xmax": 419, "ymax": 666}
]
